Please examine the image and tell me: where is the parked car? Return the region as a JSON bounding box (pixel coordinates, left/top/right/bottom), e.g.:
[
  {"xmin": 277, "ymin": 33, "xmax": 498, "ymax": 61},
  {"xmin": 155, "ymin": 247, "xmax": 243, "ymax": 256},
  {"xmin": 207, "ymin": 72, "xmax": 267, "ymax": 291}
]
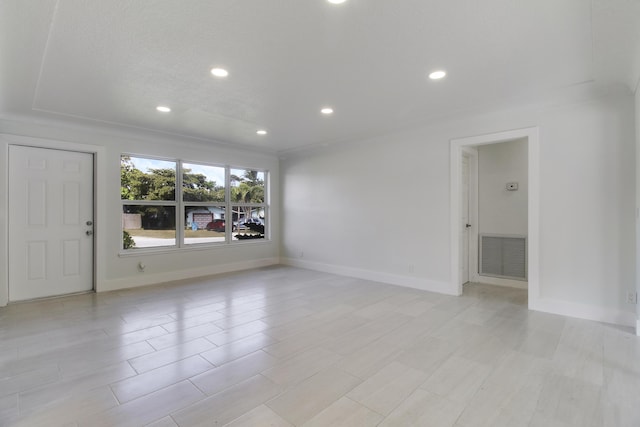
[
  {"xmin": 205, "ymin": 219, "xmax": 236, "ymax": 232},
  {"xmin": 239, "ymin": 218, "xmax": 263, "ymax": 226}
]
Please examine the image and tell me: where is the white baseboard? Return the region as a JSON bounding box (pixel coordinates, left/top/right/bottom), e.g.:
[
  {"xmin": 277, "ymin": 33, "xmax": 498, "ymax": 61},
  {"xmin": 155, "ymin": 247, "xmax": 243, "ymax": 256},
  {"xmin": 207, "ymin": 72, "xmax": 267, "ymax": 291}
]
[
  {"xmin": 99, "ymin": 257, "xmax": 280, "ymax": 292},
  {"xmin": 533, "ymin": 297, "xmax": 637, "ymax": 328},
  {"xmin": 472, "ymin": 274, "xmax": 528, "ymax": 289},
  {"xmin": 281, "ymin": 257, "xmax": 456, "ymax": 295}
]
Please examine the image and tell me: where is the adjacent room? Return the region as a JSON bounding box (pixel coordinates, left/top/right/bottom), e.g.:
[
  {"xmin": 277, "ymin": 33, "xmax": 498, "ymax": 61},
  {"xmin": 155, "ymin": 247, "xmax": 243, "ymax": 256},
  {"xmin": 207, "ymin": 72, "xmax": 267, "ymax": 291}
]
[{"xmin": 1, "ymin": 0, "xmax": 639, "ymax": 425}]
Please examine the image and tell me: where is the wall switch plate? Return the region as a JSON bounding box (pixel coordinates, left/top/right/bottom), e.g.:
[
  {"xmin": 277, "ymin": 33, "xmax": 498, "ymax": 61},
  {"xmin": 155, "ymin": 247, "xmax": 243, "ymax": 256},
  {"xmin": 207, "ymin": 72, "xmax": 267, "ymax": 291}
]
[
  {"xmin": 627, "ymin": 292, "xmax": 637, "ymax": 304},
  {"xmin": 506, "ymin": 182, "xmax": 518, "ymax": 191}
]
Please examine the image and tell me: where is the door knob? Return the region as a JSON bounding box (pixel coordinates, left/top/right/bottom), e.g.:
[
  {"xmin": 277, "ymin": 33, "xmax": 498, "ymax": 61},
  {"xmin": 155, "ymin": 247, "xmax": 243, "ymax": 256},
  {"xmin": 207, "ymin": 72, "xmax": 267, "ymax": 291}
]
[
  {"xmin": 86, "ymin": 220, "xmax": 93, "ymax": 226},
  {"xmin": 465, "ymin": 224, "xmax": 471, "ymax": 228},
  {"xmin": 86, "ymin": 230, "xmax": 93, "ymax": 236}
]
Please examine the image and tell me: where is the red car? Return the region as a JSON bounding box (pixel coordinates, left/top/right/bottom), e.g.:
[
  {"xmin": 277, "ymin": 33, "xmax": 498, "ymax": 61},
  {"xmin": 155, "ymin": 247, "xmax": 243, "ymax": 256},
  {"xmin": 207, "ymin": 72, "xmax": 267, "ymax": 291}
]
[
  {"xmin": 205, "ymin": 220, "xmax": 238, "ymax": 232},
  {"xmin": 205, "ymin": 219, "xmax": 228, "ymax": 232}
]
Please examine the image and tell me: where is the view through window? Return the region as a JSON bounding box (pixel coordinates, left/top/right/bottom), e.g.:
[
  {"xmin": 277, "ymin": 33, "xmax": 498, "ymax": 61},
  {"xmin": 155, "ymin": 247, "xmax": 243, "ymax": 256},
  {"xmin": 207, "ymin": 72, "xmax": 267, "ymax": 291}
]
[{"xmin": 121, "ymin": 155, "xmax": 267, "ymax": 250}]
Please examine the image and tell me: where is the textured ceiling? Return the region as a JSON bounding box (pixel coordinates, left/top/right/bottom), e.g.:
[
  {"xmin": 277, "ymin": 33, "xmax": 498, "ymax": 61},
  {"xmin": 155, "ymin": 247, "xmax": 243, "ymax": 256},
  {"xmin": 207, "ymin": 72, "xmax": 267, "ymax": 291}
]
[{"xmin": 1, "ymin": 0, "xmax": 639, "ymax": 153}]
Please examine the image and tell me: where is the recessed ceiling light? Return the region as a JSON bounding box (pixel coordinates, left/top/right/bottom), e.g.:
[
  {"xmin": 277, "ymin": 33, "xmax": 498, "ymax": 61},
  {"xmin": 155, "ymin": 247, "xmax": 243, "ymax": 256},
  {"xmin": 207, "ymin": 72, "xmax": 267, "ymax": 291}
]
[
  {"xmin": 211, "ymin": 68, "xmax": 229, "ymax": 78},
  {"xmin": 321, "ymin": 107, "xmax": 334, "ymax": 115},
  {"xmin": 327, "ymin": 0, "xmax": 347, "ymax": 4},
  {"xmin": 256, "ymin": 130, "xmax": 267, "ymax": 135},
  {"xmin": 156, "ymin": 105, "xmax": 171, "ymax": 113},
  {"xmin": 429, "ymin": 70, "xmax": 447, "ymax": 80}
]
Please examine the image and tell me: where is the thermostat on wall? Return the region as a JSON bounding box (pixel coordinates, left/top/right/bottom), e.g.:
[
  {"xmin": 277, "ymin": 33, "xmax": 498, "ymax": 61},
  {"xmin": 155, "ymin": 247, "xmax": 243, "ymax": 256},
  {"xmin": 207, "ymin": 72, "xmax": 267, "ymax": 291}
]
[{"xmin": 506, "ymin": 182, "xmax": 518, "ymax": 191}]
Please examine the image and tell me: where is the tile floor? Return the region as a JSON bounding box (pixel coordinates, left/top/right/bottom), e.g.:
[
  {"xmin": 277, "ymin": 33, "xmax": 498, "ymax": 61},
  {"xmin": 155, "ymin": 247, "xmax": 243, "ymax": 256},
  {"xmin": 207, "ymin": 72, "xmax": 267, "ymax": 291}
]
[{"xmin": 1, "ymin": 266, "xmax": 639, "ymax": 426}]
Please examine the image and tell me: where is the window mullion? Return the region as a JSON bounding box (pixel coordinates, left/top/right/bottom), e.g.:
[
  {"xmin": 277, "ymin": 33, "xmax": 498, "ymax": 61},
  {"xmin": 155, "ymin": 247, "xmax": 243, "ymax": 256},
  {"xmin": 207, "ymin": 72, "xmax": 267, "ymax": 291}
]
[{"xmin": 225, "ymin": 166, "xmax": 231, "ymax": 243}]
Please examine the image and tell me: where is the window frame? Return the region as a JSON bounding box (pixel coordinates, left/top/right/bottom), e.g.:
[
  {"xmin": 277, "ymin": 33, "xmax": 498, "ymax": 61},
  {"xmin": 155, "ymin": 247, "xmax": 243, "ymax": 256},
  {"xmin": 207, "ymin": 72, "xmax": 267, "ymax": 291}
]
[{"xmin": 120, "ymin": 154, "xmax": 268, "ymax": 253}]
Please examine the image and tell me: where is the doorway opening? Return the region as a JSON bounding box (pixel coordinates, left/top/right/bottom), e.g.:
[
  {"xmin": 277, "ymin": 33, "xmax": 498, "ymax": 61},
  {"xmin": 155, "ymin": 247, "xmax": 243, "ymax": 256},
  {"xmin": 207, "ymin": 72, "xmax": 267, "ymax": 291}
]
[{"xmin": 450, "ymin": 127, "xmax": 539, "ymax": 310}]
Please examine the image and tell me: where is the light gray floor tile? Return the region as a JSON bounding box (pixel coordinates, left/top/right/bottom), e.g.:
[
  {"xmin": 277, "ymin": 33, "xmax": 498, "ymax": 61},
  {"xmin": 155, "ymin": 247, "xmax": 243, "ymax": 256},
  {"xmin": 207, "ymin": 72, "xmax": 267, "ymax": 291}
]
[
  {"xmin": 145, "ymin": 323, "xmax": 222, "ymax": 351},
  {"xmin": 171, "ymin": 375, "xmax": 282, "ymax": 426},
  {"xmin": 199, "ymin": 333, "xmax": 277, "ymax": 366},
  {"xmin": 11, "ymin": 386, "xmax": 118, "ymax": 427},
  {"xmin": 420, "ymin": 355, "xmax": 492, "ymax": 404},
  {"xmin": 532, "ymin": 373, "xmax": 603, "ymax": 426},
  {"xmin": 111, "ymin": 355, "xmax": 213, "ymax": 403},
  {"xmin": 263, "ymin": 330, "xmax": 331, "ymax": 359},
  {"xmin": 262, "ymin": 347, "xmax": 342, "ymax": 386},
  {"xmin": 333, "ymin": 337, "xmax": 403, "ymax": 380},
  {"xmin": 0, "ymin": 394, "xmax": 19, "ymax": 423},
  {"xmin": 78, "ymin": 381, "xmax": 204, "ymax": 427},
  {"xmin": 378, "ymin": 389, "xmax": 464, "ymax": 427},
  {"xmin": 162, "ymin": 311, "xmax": 227, "ymax": 333},
  {"xmin": 145, "ymin": 416, "xmax": 179, "ymax": 427},
  {"xmin": 1, "ymin": 268, "xmax": 637, "ymax": 427},
  {"xmin": 396, "ymin": 336, "xmax": 459, "ymax": 375},
  {"xmin": 0, "ymin": 365, "xmax": 59, "ymax": 398},
  {"xmin": 191, "ymin": 350, "xmax": 278, "ymax": 395},
  {"xmin": 302, "ymin": 397, "xmax": 383, "ymax": 427},
  {"xmin": 347, "ymin": 361, "xmax": 428, "ymax": 416},
  {"xmin": 205, "ymin": 320, "xmax": 269, "ymax": 346},
  {"xmin": 19, "ymin": 361, "xmax": 136, "ymax": 413},
  {"xmin": 129, "ymin": 338, "xmax": 216, "ymax": 373},
  {"xmin": 224, "ymin": 404, "xmax": 293, "ymax": 427},
  {"xmin": 266, "ymin": 367, "xmax": 362, "ymax": 426}
]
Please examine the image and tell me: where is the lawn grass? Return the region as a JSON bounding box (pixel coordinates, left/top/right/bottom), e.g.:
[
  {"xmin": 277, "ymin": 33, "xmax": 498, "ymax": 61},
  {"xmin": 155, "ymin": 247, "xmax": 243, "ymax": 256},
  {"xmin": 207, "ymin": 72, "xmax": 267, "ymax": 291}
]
[{"xmin": 125, "ymin": 229, "xmax": 225, "ymax": 238}]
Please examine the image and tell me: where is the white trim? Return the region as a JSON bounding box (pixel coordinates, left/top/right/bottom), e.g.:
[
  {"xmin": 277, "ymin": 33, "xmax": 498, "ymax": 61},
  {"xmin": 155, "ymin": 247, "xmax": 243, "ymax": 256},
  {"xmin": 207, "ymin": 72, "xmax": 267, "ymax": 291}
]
[
  {"xmin": 0, "ymin": 142, "xmax": 7, "ymax": 307},
  {"xmin": 450, "ymin": 127, "xmax": 540, "ymax": 309},
  {"xmin": 637, "ymin": 318, "xmax": 640, "ymax": 336},
  {"xmin": 473, "ymin": 275, "xmax": 528, "ymax": 290},
  {"xmin": 535, "ymin": 297, "xmax": 636, "ymax": 328},
  {"xmin": 281, "ymin": 257, "xmax": 456, "ymax": 295},
  {"xmin": 101, "ymin": 257, "xmax": 279, "ymax": 292},
  {"xmin": 0, "ymin": 133, "xmax": 106, "ymax": 307}
]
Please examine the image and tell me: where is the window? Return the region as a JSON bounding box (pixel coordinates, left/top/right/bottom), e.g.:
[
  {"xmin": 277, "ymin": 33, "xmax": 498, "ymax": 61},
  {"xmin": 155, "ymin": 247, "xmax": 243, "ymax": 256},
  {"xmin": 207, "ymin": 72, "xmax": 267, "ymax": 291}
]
[
  {"xmin": 121, "ymin": 156, "xmax": 177, "ymax": 249},
  {"xmin": 230, "ymin": 168, "xmax": 266, "ymax": 240},
  {"xmin": 183, "ymin": 163, "xmax": 226, "ymax": 246},
  {"xmin": 121, "ymin": 155, "xmax": 267, "ymax": 250}
]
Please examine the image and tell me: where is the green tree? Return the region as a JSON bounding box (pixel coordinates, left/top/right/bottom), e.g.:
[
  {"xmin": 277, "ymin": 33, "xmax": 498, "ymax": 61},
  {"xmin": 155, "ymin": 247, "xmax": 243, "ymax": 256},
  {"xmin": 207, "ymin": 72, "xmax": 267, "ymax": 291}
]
[
  {"xmin": 120, "ymin": 156, "xmax": 152, "ymax": 200},
  {"xmin": 230, "ymin": 170, "xmax": 265, "ymax": 224},
  {"xmin": 120, "ymin": 157, "xmax": 174, "ymax": 201},
  {"xmin": 182, "ymin": 168, "xmax": 224, "ymax": 202},
  {"xmin": 121, "ymin": 160, "xmax": 223, "ymax": 202},
  {"xmin": 146, "ymin": 168, "xmax": 176, "ymax": 200}
]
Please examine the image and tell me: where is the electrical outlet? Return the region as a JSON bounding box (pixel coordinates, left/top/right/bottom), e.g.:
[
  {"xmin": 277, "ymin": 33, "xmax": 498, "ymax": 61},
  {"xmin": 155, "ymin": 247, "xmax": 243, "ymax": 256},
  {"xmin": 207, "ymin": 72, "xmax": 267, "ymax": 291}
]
[{"xmin": 627, "ymin": 292, "xmax": 637, "ymax": 304}]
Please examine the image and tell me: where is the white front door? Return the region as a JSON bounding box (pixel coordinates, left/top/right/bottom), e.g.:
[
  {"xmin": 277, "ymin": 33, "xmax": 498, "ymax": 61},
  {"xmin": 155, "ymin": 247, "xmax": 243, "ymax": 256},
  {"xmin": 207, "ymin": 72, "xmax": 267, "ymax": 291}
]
[{"xmin": 8, "ymin": 146, "xmax": 94, "ymax": 301}]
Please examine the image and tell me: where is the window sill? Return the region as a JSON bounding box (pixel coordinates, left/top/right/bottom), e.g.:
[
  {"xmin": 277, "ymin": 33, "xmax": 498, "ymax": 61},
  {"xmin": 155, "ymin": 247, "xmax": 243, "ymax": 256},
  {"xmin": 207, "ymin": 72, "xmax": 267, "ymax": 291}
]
[{"xmin": 118, "ymin": 238, "xmax": 272, "ymax": 257}]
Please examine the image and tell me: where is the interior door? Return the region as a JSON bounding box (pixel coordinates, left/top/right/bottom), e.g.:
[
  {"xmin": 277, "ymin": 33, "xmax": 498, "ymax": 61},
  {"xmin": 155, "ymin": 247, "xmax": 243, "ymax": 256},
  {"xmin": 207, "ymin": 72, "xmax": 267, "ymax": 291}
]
[
  {"xmin": 8, "ymin": 146, "xmax": 94, "ymax": 301},
  {"xmin": 460, "ymin": 153, "xmax": 470, "ymax": 284}
]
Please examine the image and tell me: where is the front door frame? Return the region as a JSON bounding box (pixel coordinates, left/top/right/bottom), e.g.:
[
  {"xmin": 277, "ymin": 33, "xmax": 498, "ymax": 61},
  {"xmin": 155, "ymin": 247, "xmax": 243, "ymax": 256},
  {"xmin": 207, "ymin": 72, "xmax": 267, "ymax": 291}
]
[
  {"xmin": 1, "ymin": 134, "xmax": 106, "ymax": 307},
  {"xmin": 450, "ymin": 127, "xmax": 540, "ymax": 310}
]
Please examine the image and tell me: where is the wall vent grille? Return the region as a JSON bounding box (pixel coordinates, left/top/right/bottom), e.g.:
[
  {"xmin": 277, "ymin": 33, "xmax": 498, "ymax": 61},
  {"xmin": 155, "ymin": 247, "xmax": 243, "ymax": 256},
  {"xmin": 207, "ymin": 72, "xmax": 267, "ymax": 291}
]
[{"xmin": 479, "ymin": 234, "xmax": 527, "ymax": 280}]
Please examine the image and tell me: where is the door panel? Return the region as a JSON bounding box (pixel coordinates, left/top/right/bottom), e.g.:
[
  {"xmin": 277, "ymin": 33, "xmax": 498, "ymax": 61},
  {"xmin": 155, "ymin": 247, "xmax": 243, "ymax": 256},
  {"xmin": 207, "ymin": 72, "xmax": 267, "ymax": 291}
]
[
  {"xmin": 9, "ymin": 146, "xmax": 94, "ymax": 301},
  {"xmin": 460, "ymin": 155, "xmax": 470, "ymax": 284}
]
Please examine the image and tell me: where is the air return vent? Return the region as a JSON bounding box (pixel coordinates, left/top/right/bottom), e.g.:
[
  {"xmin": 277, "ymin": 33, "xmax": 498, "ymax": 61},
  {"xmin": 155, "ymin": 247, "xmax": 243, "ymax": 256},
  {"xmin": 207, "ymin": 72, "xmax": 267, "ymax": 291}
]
[{"xmin": 479, "ymin": 234, "xmax": 527, "ymax": 280}]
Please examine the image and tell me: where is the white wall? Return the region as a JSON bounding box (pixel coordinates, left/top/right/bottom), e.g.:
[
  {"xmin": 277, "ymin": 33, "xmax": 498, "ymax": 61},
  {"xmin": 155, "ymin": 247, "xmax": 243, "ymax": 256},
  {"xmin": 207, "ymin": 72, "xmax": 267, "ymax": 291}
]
[
  {"xmin": 281, "ymin": 88, "xmax": 636, "ymax": 326},
  {"xmin": 636, "ymin": 86, "xmax": 640, "ymax": 334},
  {"xmin": 477, "ymin": 138, "xmax": 528, "ymax": 236},
  {"xmin": 0, "ymin": 118, "xmax": 280, "ymax": 306}
]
